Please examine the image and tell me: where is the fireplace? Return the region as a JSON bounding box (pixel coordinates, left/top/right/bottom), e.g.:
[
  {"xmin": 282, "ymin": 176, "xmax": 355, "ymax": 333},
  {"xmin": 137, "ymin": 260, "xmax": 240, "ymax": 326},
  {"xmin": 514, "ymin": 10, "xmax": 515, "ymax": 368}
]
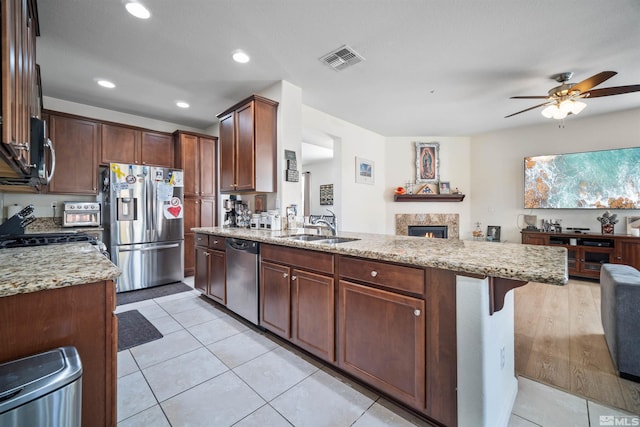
[
  {"xmin": 408, "ymin": 225, "xmax": 448, "ymax": 238},
  {"xmin": 395, "ymin": 213, "xmax": 459, "ymax": 239}
]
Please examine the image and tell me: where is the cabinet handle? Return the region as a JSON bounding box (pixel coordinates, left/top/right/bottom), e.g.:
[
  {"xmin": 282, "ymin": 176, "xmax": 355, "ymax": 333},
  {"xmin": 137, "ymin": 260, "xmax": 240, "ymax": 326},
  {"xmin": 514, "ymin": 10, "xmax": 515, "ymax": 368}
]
[
  {"xmin": 213, "ymin": 240, "xmax": 218, "ymax": 244},
  {"xmin": 414, "ymin": 309, "xmax": 421, "ymax": 317},
  {"xmin": 292, "ymin": 275, "xmax": 297, "ymax": 281},
  {"xmin": 283, "ymin": 273, "xmax": 289, "ymax": 278},
  {"xmin": 205, "ymin": 253, "xmax": 210, "ymax": 257},
  {"xmin": 370, "ymin": 271, "xmax": 378, "ymax": 277}
]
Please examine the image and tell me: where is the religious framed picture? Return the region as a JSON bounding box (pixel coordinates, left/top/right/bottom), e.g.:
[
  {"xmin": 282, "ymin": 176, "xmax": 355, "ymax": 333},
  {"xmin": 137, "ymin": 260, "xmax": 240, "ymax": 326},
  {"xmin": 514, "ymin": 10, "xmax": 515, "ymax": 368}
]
[
  {"xmin": 355, "ymin": 157, "xmax": 374, "ymax": 184},
  {"xmin": 415, "ymin": 142, "xmax": 439, "ymax": 183}
]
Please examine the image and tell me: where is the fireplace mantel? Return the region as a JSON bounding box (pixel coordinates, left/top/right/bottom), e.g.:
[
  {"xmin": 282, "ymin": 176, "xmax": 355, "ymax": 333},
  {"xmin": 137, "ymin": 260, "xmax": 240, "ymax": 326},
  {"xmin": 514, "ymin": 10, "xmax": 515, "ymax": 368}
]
[{"xmin": 394, "ymin": 194, "xmax": 465, "ymax": 202}]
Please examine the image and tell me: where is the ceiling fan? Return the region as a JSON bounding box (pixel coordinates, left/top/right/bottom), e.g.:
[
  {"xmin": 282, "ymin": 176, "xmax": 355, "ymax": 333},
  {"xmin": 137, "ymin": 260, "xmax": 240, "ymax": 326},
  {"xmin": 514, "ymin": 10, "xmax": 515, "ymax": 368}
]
[{"xmin": 505, "ymin": 71, "xmax": 640, "ymax": 120}]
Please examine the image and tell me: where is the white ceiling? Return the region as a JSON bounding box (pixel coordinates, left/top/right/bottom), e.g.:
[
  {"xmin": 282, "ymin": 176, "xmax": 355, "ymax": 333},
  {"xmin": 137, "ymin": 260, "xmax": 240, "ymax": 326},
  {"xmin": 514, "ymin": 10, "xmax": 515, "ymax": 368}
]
[{"xmin": 37, "ymin": 1, "xmax": 640, "ymax": 137}]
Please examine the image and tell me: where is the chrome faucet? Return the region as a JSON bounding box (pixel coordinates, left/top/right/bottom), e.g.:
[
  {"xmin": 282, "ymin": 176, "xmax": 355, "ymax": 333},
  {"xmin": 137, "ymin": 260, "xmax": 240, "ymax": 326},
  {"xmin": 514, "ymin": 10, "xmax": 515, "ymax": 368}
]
[{"xmin": 312, "ymin": 209, "xmax": 337, "ymax": 236}]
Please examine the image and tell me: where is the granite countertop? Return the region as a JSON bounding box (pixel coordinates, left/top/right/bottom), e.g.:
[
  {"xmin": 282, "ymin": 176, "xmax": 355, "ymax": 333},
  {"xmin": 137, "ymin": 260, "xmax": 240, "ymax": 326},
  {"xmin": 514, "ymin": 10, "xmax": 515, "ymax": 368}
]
[
  {"xmin": 0, "ymin": 243, "xmax": 121, "ymax": 297},
  {"xmin": 193, "ymin": 227, "xmax": 568, "ymax": 285}
]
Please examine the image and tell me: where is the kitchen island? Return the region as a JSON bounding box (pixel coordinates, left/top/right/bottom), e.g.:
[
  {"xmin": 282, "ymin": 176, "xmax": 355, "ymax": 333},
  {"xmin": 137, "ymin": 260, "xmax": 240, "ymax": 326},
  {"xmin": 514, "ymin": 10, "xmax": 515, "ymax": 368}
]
[
  {"xmin": 193, "ymin": 226, "xmax": 567, "ymax": 427},
  {"xmin": 0, "ymin": 243, "xmax": 121, "ymax": 427}
]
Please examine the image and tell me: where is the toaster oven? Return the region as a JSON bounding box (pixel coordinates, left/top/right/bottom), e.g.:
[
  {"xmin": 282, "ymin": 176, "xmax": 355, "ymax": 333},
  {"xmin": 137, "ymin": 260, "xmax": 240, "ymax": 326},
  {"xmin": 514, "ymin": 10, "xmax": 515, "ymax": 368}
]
[{"xmin": 63, "ymin": 202, "xmax": 101, "ymax": 227}]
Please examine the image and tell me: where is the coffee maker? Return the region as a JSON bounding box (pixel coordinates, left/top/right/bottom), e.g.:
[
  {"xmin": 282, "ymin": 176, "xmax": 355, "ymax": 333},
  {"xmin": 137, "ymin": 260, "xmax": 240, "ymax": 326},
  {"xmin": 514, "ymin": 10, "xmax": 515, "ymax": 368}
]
[{"xmin": 223, "ymin": 196, "xmax": 238, "ymax": 227}]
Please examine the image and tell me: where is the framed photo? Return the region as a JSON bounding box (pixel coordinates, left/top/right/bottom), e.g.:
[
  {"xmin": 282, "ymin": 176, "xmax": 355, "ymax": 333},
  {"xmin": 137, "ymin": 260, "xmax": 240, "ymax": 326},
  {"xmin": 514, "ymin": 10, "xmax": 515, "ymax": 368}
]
[
  {"xmin": 355, "ymin": 157, "xmax": 374, "ymax": 185},
  {"xmin": 415, "ymin": 142, "xmax": 439, "ymax": 183},
  {"xmin": 254, "ymin": 194, "xmax": 266, "ymax": 212},
  {"xmin": 626, "ymin": 216, "xmax": 640, "ymax": 235},
  {"xmin": 319, "ymin": 184, "xmax": 334, "ymax": 205},
  {"xmin": 439, "ymin": 181, "xmax": 451, "ymax": 194},
  {"xmin": 486, "ymin": 225, "xmax": 501, "ymax": 242}
]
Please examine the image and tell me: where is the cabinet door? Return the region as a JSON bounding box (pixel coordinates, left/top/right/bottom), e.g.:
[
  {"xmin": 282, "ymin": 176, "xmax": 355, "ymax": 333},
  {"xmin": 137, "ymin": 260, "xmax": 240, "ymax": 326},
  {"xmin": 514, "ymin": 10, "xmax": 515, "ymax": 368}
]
[
  {"xmin": 48, "ymin": 115, "xmax": 100, "ymax": 194},
  {"xmin": 616, "ymin": 240, "xmax": 640, "ymax": 270},
  {"xmin": 260, "ymin": 261, "xmax": 291, "ymax": 338},
  {"xmin": 199, "ymin": 137, "xmax": 216, "ymax": 197},
  {"xmin": 184, "ymin": 233, "xmax": 195, "ymax": 276},
  {"xmin": 522, "ymin": 233, "xmax": 547, "ymax": 245},
  {"xmin": 208, "ymin": 249, "xmax": 226, "ymax": 304},
  {"xmin": 183, "ymin": 196, "xmax": 200, "ymax": 231},
  {"xmin": 200, "ymin": 198, "xmax": 216, "ymax": 228},
  {"xmin": 100, "ymin": 123, "xmax": 139, "ymax": 165},
  {"xmin": 218, "ymin": 112, "xmax": 235, "ymax": 192},
  {"xmin": 292, "ymin": 269, "xmax": 334, "ymax": 361},
  {"xmin": 178, "ymin": 133, "xmax": 199, "ymax": 196},
  {"xmin": 235, "ymin": 102, "xmax": 255, "ymax": 191},
  {"xmin": 579, "ymin": 247, "xmax": 612, "ymax": 278},
  {"xmin": 194, "ymin": 245, "xmax": 209, "ymax": 294},
  {"xmin": 338, "ymin": 280, "xmax": 425, "ymax": 409},
  {"xmin": 141, "ymin": 131, "xmax": 173, "ymax": 167}
]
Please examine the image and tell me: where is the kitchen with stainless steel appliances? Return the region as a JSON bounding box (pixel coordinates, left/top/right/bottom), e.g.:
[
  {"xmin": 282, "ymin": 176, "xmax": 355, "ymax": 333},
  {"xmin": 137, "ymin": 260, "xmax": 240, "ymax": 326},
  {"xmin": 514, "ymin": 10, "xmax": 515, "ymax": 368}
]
[{"xmin": 100, "ymin": 163, "xmax": 185, "ymax": 293}]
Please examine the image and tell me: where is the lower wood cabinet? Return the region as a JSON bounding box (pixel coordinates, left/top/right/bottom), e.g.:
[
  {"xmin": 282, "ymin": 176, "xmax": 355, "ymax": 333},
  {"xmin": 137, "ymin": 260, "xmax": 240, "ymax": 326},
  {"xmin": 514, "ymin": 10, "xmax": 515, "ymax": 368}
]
[
  {"xmin": 338, "ymin": 280, "xmax": 426, "ymax": 410},
  {"xmin": 260, "ymin": 244, "xmax": 335, "ymax": 362},
  {"xmin": 194, "ymin": 235, "xmax": 226, "ymax": 304},
  {"xmin": 0, "ymin": 281, "xmax": 117, "ymax": 427}
]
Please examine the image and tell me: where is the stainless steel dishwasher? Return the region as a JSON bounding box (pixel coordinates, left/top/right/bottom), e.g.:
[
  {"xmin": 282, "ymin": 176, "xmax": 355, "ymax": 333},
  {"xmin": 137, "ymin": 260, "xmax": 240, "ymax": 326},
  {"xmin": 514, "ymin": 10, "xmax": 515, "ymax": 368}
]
[{"xmin": 225, "ymin": 238, "xmax": 260, "ymax": 325}]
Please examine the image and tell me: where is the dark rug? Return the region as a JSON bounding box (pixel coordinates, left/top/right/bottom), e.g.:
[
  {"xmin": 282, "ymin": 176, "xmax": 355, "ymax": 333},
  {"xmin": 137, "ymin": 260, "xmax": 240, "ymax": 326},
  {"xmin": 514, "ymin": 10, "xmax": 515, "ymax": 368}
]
[
  {"xmin": 117, "ymin": 310, "xmax": 163, "ymax": 351},
  {"xmin": 116, "ymin": 282, "xmax": 193, "ymax": 306}
]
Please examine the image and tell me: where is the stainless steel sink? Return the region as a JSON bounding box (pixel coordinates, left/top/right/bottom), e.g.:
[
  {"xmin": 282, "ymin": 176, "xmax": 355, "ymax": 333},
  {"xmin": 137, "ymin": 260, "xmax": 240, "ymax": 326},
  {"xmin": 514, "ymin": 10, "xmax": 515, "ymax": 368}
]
[
  {"xmin": 286, "ymin": 234, "xmax": 327, "ymax": 241},
  {"xmin": 316, "ymin": 237, "xmax": 360, "ymax": 244}
]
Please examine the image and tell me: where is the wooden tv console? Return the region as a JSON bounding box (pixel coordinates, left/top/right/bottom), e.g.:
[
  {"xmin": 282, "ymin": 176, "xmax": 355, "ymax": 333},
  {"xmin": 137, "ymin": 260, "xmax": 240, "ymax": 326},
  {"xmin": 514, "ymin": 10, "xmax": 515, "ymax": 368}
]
[{"xmin": 521, "ymin": 231, "xmax": 640, "ymax": 279}]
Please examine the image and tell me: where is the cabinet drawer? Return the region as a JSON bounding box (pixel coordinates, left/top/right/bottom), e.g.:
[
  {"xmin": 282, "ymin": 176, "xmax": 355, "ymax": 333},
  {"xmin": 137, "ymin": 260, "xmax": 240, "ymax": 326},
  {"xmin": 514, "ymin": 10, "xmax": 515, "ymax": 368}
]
[
  {"xmin": 339, "ymin": 256, "xmax": 425, "ymax": 295},
  {"xmin": 195, "ymin": 233, "xmax": 209, "ymax": 247},
  {"xmin": 262, "ymin": 244, "xmax": 334, "ymax": 275},
  {"xmin": 208, "ymin": 236, "xmax": 226, "ymax": 250}
]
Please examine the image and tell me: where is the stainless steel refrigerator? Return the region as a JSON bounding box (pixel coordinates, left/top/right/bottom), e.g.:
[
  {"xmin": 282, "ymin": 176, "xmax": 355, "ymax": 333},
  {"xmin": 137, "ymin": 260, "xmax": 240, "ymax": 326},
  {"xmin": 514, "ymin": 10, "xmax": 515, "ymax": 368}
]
[{"xmin": 102, "ymin": 163, "xmax": 184, "ymax": 292}]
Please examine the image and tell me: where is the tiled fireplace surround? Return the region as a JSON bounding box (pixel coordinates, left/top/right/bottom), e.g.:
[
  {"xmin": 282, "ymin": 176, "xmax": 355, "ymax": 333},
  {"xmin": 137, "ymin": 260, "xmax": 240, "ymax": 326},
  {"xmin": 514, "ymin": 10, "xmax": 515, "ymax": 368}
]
[{"xmin": 395, "ymin": 213, "xmax": 459, "ymax": 239}]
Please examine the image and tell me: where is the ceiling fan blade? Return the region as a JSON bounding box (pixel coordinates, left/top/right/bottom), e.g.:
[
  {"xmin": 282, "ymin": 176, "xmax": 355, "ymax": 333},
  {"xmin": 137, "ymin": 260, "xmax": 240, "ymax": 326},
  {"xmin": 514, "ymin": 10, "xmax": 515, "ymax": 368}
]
[
  {"xmin": 505, "ymin": 101, "xmax": 554, "ymax": 118},
  {"xmin": 510, "ymin": 96, "xmax": 549, "ymax": 99},
  {"xmin": 571, "ymin": 71, "xmax": 617, "ymax": 94},
  {"xmin": 584, "ymin": 85, "xmax": 640, "ymax": 98}
]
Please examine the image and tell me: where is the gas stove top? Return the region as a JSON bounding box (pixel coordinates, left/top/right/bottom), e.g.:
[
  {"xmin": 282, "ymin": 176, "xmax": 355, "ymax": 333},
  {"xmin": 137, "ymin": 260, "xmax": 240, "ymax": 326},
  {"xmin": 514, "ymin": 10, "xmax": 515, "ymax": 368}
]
[{"xmin": 0, "ymin": 233, "xmax": 97, "ymax": 249}]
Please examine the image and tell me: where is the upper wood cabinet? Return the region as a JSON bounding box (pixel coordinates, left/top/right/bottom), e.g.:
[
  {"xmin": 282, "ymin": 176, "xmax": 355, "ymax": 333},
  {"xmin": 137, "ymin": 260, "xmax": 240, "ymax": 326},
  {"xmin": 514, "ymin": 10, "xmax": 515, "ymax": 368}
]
[
  {"xmin": 174, "ymin": 131, "xmax": 217, "ymax": 197},
  {"xmin": 1, "ymin": 0, "xmax": 39, "ymax": 175},
  {"xmin": 100, "ymin": 123, "xmax": 173, "ymax": 167},
  {"xmin": 217, "ymin": 95, "xmax": 278, "ymax": 193},
  {"xmin": 47, "ymin": 112, "xmax": 100, "ymax": 194}
]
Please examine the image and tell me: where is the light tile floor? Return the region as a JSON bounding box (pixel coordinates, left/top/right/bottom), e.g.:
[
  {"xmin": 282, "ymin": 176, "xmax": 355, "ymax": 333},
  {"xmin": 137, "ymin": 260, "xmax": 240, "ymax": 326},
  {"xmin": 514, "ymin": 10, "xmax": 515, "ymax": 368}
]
[{"xmin": 116, "ymin": 278, "xmax": 639, "ymax": 427}]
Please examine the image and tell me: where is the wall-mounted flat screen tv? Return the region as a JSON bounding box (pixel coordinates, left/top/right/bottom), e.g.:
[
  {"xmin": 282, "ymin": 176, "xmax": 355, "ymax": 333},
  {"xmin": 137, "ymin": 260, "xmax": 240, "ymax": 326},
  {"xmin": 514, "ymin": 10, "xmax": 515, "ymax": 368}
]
[{"xmin": 524, "ymin": 147, "xmax": 640, "ymax": 209}]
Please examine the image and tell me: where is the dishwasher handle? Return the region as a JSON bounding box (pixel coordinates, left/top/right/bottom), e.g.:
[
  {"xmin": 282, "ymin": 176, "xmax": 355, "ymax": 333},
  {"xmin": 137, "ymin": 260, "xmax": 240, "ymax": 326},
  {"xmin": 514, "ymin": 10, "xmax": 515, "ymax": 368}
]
[{"xmin": 226, "ymin": 238, "xmax": 259, "ymax": 255}]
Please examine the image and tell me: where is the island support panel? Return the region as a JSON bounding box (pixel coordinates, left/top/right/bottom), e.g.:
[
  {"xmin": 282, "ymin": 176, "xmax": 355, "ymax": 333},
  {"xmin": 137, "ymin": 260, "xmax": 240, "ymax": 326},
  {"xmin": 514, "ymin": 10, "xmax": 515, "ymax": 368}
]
[{"xmin": 456, "ymin": 275, "xmax": 518, "ymax": 427}]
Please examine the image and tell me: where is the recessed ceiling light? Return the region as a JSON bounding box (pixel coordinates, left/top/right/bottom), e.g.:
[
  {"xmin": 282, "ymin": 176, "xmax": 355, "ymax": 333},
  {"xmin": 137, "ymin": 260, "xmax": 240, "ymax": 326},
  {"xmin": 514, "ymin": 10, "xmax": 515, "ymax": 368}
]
[
  {"xmin": 232, "ymin": 50, "xmax": 250, "ymax": 64},
  {"xmin": 176, "ymin": 101, "xmax": 190, "ymax": 109},
  {"xmin": 125, "ymin": 2, "xmax": 151, "ymax": 19},
  {"xmin": 97, "ymin": 80, "xmax": 116, "ymax": 89}
]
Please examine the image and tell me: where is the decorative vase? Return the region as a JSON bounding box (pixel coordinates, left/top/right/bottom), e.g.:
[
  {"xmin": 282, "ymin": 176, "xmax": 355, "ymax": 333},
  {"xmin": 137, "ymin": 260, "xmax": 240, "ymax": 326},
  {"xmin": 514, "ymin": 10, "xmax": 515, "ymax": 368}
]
[{"xmin": 601, "ymin": 224, "xmax": 614, "ymax": 234}]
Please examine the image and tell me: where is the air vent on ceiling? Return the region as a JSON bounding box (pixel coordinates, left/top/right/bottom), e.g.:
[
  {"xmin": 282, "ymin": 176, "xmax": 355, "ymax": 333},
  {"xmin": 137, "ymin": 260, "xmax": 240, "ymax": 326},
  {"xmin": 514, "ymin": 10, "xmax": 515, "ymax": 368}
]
[{"xmin": 319, "ymin": 45, "xmax": 365, "ymax": 71}]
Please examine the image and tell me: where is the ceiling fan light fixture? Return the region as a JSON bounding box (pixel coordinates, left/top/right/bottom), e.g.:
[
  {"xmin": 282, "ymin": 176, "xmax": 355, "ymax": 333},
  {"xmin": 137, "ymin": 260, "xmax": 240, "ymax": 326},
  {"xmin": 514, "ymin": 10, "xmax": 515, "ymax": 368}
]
[
  {"xmin": 570, "ymin": 100, "xmax": 587, "ymax": 115},
  {"xmin": 541, "ymin": 105, "xmax": 557, "ymax": 119}
]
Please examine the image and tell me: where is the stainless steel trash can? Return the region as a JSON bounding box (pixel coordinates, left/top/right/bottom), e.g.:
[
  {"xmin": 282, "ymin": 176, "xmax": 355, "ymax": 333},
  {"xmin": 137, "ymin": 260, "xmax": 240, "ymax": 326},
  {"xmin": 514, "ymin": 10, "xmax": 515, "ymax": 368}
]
[{"xmin": 0, "ymin": 346, "xmax": 82, "ymax": 427}]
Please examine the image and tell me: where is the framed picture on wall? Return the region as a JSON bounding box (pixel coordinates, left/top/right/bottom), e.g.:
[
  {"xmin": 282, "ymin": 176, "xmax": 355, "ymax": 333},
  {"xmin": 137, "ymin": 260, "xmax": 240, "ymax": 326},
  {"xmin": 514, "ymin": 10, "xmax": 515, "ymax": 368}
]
[
  {"xmin": 355, "ymin": 157, "xmax": 374, "ymax": 185},
  {"xmin": 319, "ymin": 184, "xmax": 333, "ymax": 205},
  {"xmin": 415, "ymin": 142, "xmax": 439, "ymax": 183}
]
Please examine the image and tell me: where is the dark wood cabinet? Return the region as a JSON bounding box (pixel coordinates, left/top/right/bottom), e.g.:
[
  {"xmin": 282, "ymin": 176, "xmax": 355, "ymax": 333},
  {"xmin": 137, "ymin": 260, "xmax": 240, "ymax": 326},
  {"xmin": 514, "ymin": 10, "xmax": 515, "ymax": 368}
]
[
  {"xmin": 522, "ymin": 231, "xmax": 640, "ymax": 279},
  {"xmin": 0, "ymin": 281, "xmax": 117, "ymax": 427},
  {"xmin": 260, "ymin": 260, "xmax": 291, "ymax": 338},
  {"xmin": 217, "ymin": 95, "xmax": 278, "ymax": 193},
  {"xmin": 101, "ymin": 123, "xmax": 173, "ymax": 167},
  {"xmin": 291, "ymin": 268, "xmax": 334, "ymax": 361},
  {"xmin": 1, "ymin": 0, "xmax": 39, "ymax": 175},
  {"xmin": 47, "ymin": 112, "xmax": 100, "ymax": 194},
  {"xmin": 175, "ymin": 131, "xmax": 218, "ymax": 275},
  {"xmin": 337, "ymin": 262, "xmax": 426, "ymax": 410},
  {"xmin": 260, "ymin": 244, "xmax": 335, "ymax": 361},
  {"xmin": 195, "ymin": 235, "xmax": 226, "ymax": 305}
]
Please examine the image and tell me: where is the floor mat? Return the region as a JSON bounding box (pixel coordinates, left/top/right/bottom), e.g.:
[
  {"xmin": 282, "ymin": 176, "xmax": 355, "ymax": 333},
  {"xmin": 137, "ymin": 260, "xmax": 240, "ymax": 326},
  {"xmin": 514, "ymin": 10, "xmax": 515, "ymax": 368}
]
[
  {"xmin": 117, "ymin": 310, "xmax": 163, "ymax": 351},
  {"xmin": 116, "ymin": 281, "xmax": 193, "ymax": 306}
]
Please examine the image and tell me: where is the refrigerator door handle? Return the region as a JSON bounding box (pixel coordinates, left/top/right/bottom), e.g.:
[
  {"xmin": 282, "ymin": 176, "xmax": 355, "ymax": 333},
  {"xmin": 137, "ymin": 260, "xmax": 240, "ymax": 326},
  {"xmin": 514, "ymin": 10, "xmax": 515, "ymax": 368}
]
[{"xmin": 118, "ymin": 243, "xmax": 180, "ymax": 252}]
